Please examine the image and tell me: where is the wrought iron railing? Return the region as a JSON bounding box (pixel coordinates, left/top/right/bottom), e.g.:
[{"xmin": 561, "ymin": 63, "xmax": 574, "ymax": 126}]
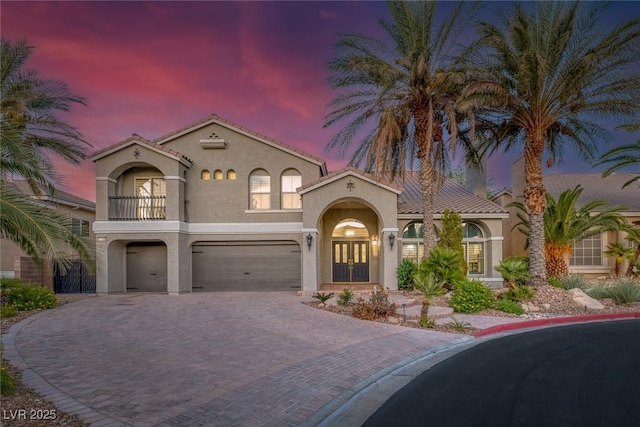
[{"xmin": 108, "ymin": 196, "xmax": 166, "ymax": 220}]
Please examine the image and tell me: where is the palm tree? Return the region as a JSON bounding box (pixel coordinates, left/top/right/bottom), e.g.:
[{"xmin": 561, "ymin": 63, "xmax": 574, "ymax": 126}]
[
  {"xmin": 461, "ymin": 2, "xmax": 640, "ymax": 285},
  {"xmin": 596, "ymin": 124, "xmax": 640, "ymax": 189},
  {"xmin": 623, "ymin": 227, "xmax": 640, "ymax": 277},
  {"xmin": 604, "ymin": 242, "xmax": 634, "ymax": 278},
  {"xmin": 1, "ymin": 38, "xmax": 93, "ymax": 271},
  {"xmin": 509, "ymin": 186, "xmax": 626, "ymax": 279},
  {"xmin": 324, "ymin": 1, "xmax": 478, "ymax": 255}
]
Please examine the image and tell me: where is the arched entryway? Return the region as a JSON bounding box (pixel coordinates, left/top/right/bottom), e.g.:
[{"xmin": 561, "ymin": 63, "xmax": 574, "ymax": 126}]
[
  {"xmin": 331, "ymin": 219, "xmax": 371, "ymax": 282},
  {"xmin": 319, "ymin": 200, "xmax": 382, "ymax": 285}
]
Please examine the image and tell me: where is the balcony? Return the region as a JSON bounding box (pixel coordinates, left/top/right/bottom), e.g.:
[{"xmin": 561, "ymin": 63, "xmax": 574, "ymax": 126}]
[{"xmin": 108, "ymin": 196, "xmax": 166, "ymax": 221}]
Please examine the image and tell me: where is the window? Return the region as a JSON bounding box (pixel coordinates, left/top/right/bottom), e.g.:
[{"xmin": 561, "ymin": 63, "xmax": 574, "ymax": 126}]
[
  {"xmin": 227, "ymin": 170, "xmax": 236, "ymax": 180},
  {"xmin": 71, "ymin": 218, "xmax": 90, "ymax": 237},
  {"xmin": 214, "ymin": 169, "xmax": 223, "ymax": 180},
  {"xmin": 570, "ymin": 234, "xmax": 603, "ymax": 266},
  {"xmin": 135, "ymin": 178, "xmax": 166, "ymax": 219},
  {"xmin": 281, "ymin": 170, "xmax": 301, "ymax": 209},
  {"xmin": 250, "ymin": 170, "xmax": 270, "ymax": 210},
  {"xmin": 401, "ymin": 221, "xmax": 486, "ymax": 274},
  {"xmin": 201, "ymin": 170, "xmax": 210, "ymax": 180}
]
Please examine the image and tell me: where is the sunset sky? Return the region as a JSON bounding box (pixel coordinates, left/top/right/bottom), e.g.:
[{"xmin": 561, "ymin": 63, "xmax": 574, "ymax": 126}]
[{"xmin": 2, "ymin": 1, "xmax": 639, "ymax": 202}]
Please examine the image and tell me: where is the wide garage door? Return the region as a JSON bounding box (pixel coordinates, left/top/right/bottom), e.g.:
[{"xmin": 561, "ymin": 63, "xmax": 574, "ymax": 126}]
[{"xmin": 192, "ymin": 241, "xmax": 301, "ymax": 291}]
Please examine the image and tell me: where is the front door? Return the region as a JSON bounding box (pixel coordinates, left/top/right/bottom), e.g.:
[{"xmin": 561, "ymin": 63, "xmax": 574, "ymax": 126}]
[{"xmin": 332, "ymin": 241, "xmax": 369, "ymax": 282}]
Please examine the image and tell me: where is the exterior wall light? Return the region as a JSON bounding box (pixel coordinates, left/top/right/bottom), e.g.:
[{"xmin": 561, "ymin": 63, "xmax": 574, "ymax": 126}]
[
  {"xmin": 372, "ymin": 235, "xmax": 378, "ymax": 246},
  {"xmin": 306, "ymin": 233, "xmax": 313, "ymax": 251},
  {"xmin": 389, "ymin": 233, "xmax": 395, "ymax": 249}
]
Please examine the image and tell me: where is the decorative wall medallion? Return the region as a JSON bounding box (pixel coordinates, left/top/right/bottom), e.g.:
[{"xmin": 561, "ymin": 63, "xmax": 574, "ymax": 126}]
[
  {"xmin": 346, "ymin": 179, "xmax": 355, "ymax": 192},
  {"xmin": 134, "ymin": 148, "xmax": 140, "ymax": 159}
]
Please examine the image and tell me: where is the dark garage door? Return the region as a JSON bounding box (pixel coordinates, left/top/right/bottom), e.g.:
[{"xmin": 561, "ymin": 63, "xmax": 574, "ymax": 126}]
[
  {"xmin": 192, "ymin": 241, "xmax": 301, "ymax": 291},
  {"xmin": 126, "ymin": 242, "xmax": 167, "ymax": 292}
]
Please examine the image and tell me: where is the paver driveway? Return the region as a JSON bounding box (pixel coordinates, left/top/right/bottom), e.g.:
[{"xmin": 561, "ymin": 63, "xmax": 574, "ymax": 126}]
[{"xmin": 5, "ymin": 293, "xmax": 460, "ymax": 426}]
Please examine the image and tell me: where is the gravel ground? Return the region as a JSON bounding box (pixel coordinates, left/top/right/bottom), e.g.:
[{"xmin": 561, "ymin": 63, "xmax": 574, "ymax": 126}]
[{"xmin": 1, "ymin": 294, "xmax": 99, "ymax": 427}]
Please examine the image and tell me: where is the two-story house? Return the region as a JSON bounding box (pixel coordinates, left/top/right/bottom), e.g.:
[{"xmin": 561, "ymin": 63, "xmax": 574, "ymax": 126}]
[{"xmin": 91, "ymin": 114, "xmax": 507, "ymax": 294}]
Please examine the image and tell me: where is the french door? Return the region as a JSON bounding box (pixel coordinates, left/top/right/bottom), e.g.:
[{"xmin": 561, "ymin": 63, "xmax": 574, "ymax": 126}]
[{"xmin": 332, "ymin": 241, "xmax": 369, "ymax": 282}]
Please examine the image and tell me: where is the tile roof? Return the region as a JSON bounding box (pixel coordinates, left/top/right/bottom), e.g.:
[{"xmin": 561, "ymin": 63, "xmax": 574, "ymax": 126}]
[
  {"xmin": 154, "ymin": 113, "xmax": 327, "ymax": 168},
  {"xmin": 544, "ymin": 173, "xmax": 640, "ymax": 211},
  {"xmin": 6, "ymin": 180, "xmax": 95, "ymax": 211},
  {"xmin": 397, "ymin": 172, "xmax": 507, "ymax": 215},
  {"xmin": 297, "ymin": 167, "xmax": 402, "ymax": 193},
  {"xmin": 90, "ymin": 134, "xmax": 193, "ymax": 164}
]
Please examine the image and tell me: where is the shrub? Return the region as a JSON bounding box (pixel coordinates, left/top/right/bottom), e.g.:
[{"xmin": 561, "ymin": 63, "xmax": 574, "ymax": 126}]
[
  {"xmin": 397, "ymin": 259, "xmax": 417, "ymax": 290},
  {"xmin": 0, "ymin": 305, "xmax": 18, "ymax": 318},
  {"xmin": 439, "ymin": 209, "xmax": 467, "ymax": 276},
  {"xmin": 1, "ymin": 366, "xmax": 15, "ymax": 396},
  {"xmin": 559, "ymin": 274, "xmax": 589, "ymax": 291},
  {"xmin": 548, "ymin": 277, "xmax": 564, "ymax": 289},
  {"xmin": 495, "ymin": 298, "xmax": 525, "ymax": 315},
  {"xmin": 420, "ymin": 247, "xmax": 465, "ymax": 290},
  {"xmin": 312, "ymin": 292, "xmax": 334, "ymax": 304},
  {"xmin": 449, "ymin": 280, "xmax": 495, "ymax": 313},
  {"xmin": 413, "ymin": 270, "xmax": 446, "ymax": 317},
  {"xmin": 337, "ymin": 289, "xmax": 354, "ymax": 306},
  {"xmin": 495, "ymin": 257, "xmax": 530, "ymax": 288},
  {"xmin": 447, "ymin": 318, "xmax": 473, "ymax": 332},
  {"xmin": 0, "ymin": 277, "xmax": 25, "ymax": 290},
  {"xmin": 587, "ymin": 279, "xmax": 640, "ymax": 305},
  {"xmin": 418, "ymin": 315, "xmax": 436, "ymax": 328},
  {"xmin": 5, "ymin": 285, "xmax": 58, "ymax": 311},
  {"xmin": 500, "ymin": 285, "xmax": 534, "ymax": 302},
  {"xmin": 352, "ymin": 288, "xmax": 396, "ymax": 320}
]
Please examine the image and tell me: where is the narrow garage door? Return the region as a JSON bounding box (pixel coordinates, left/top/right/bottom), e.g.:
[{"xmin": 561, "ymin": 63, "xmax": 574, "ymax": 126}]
[
  {"xmin": 192, "ymin": 241, "xmax": 301, "ymax": 292},
  {"xmin": 126, "ymin": 242, "xmax": 167, "ymax": 292}
]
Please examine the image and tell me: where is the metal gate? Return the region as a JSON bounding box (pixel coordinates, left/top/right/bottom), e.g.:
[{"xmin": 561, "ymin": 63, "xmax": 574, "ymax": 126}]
[{"xmin": 54, "ymin": 261, "xmax": 96, "ymax": 293}]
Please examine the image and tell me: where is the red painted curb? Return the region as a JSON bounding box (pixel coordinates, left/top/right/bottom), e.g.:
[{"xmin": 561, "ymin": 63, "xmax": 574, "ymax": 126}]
[{"xmin": 473, "ymin": 312, "xmax": 640, "ymax": 337}]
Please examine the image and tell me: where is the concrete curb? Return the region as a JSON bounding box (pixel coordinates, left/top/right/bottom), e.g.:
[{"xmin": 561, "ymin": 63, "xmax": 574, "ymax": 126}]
[{"xmin": 473, "ymin": 311, "xmax": 640, "ymax": 337}]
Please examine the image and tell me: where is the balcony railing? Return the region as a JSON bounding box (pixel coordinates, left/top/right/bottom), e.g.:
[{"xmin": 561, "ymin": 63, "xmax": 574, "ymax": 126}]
[{"xmin": 108, "ymin": 196, "xmax": 166, "ymax": 220}]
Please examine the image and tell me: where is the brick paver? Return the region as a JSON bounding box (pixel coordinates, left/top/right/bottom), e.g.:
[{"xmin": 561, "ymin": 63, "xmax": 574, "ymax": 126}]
[{"xmin": 4, "ymin": 293, "xmax": 460, "ymax": 426}]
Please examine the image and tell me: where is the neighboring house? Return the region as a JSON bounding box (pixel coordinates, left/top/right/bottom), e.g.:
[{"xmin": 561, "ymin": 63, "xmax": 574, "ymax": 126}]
[
  {"xmin": 91, "ymin": 114, "xmax": 507, "ymax": 294},
  {"xmin": 0, "ymin": 181, "xmax": 96, "ymax": 291},
  {"xmin": 496, "ymin": 156, "xmax": 640, "ymax": 277}
]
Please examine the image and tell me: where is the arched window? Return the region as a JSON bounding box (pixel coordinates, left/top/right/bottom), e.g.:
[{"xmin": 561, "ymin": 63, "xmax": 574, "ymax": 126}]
[
  {"xmin": 227, "ymin": 169, "xmax": 236, "ymax": 180},
  {"xmin": 201, "ymin": 170, "xmax": 210, "ymax": 180},
  {"xmin": 281, "ymin": 169, "xmax": 301, "ymax": 209},
  {"xmin": 250, "ymin": 169, "xmax": 270, "ymax": 210},
  {"xmin": 400, "ymin": 222, "xmax": 435, "ymax": 264},
  {"xmin": 462, "ymin": 222, "xmax": 485, "ymax": 274},
  {"xmin": 214, "ymin": 169, "xmax": 223, "ymax": 180}
]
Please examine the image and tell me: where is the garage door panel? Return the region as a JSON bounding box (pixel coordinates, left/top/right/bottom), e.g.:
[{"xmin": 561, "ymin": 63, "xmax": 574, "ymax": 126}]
[
  {"xmin": 126, "ymin": 244, "xmax": 167, "ymax": 292},
  {"xmin": 192, "ymin": 242, "xmax": 301, "ymax": 292}
]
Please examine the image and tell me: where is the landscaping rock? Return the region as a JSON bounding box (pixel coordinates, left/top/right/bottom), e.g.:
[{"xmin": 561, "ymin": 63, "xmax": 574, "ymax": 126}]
[{"xmin": 568, "ymin": 288, "xmax": 605, "ymax": 310}]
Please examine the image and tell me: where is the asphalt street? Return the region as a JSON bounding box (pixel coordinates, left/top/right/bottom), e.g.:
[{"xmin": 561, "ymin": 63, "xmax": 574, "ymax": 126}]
[{"xmin": 364, "ymin": 320, "xmax": 640, "ymax": 427}]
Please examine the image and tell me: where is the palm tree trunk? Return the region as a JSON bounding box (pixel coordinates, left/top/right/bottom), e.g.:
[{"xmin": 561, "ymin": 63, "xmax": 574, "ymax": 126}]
[
  {"xmin": 421, "ymin": 299, "xmax": 430, "ymax": 318},
  {"xmin": 626, "ymin": 248, "xmax": 640, "ymax": 277},
  {"xmin": 420, "ymin": 159, "xmax": 437, "ymax": 256},
  {"xmin": 524, "ymin": 134, "xmax": 548, "ymax": 286}
]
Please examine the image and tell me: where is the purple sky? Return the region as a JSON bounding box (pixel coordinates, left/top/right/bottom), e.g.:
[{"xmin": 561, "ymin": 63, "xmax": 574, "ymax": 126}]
[{"xmin": 2, "ymin": 1, "xmax": 639, "ymax": 202}]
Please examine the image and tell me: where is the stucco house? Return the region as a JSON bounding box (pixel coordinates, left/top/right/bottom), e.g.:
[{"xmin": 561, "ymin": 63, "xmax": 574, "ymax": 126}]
[
  {"xmin": 91, "ymin": 114, "xmax": 508, "ymax": 294},
  {"xmin": 0, "ymin": 180, "xmax": 96, "ymax": 291},
  {"xmin": 495, "ymin": 156, "xmax": 640, "ymax": 277}
]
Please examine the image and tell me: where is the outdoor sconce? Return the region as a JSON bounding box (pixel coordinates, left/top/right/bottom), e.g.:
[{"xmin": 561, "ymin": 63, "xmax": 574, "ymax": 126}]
[
  {"xmin": 306, "ymin": 233, "xmax": 313, "ymax": 251},
  {"xmin": 372, "ymin": 235, "xmax": 378, "ymax": 246},
  {"xmin": 388, "ymin": 233, "xmax": 395, "ymax": 249}
]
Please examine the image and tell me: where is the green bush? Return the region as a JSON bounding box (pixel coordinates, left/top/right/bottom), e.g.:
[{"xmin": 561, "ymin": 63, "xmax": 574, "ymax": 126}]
[
  {"xmin": 337, "ymin": 289, "xmax": 354, "ymax": 306},
  {"xmin": 495, "ymin": 298, "xmax": 525, "ymax": 315},
  {"xmin": 352, "ymin": 288, "xmax": 396, "ymax": 320},
  {"xmin": 418, "ymin": 315, "xmax": 436, "ymax": 328},
  {"xmin": 0, "ymin": 277, "xmax": 25, "ymax": 290},
  {"xmin": 587, "ymin": 280, "xmax": 640, "ymax": 305},
  {"xmin": 446, "ymin": 318, "xmax": 473, "ymax": 332},
  {"xmin": 5, "ymin": 285, "xmax": 58, "ymax": 310},
  {"xmin": 397, "ymin": 259, "xmax": 417, "ymax": 290},
  {"xmin": 420, "ymin": 247, "xmax": 465, "ymax": 290},
  {"xmin": 559, "ymin": 274, "xmax": 589, "ymax": 291},
  {"xmin": 0, "ymin": 305, "xmax": 18, "ymax": 318},
  {"xmin": 548, "ymin": 277, "xmax": 564, "ymax": 289},
  {"xmin": 495, "ymin": 257, "xmax": 530, "ymax": 288},
  {"xmin": 500, "ymin": 285, "xmax": 534, "ymax": 302},
  {"xmin": 312, "ymin": 292, "xmax": 334, "ymax": 304},
  {"xmin": 449, "ymin": 280, "xmax": 495, "ymax": 313},
  {"xmin": 1, "ymin": 366, "xmax": 15, "ymax": 396}
]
